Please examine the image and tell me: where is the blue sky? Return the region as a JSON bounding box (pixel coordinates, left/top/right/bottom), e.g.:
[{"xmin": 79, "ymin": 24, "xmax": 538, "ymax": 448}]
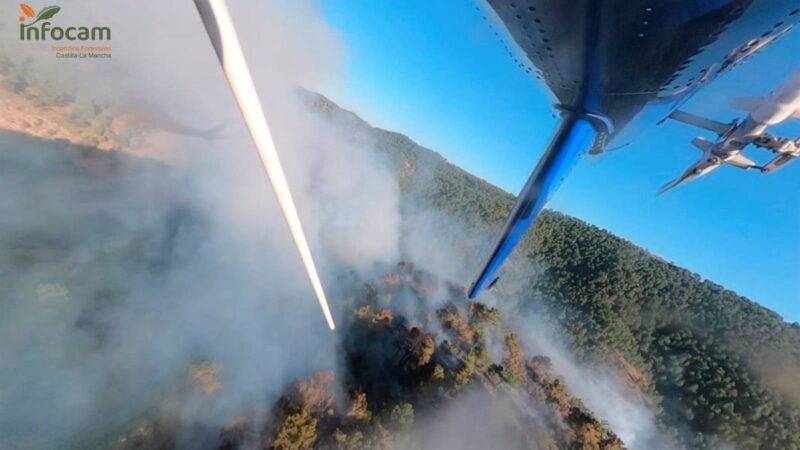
[{"xmin": 318, "ymin": 1, "xmax": 799, "ymax": 322}]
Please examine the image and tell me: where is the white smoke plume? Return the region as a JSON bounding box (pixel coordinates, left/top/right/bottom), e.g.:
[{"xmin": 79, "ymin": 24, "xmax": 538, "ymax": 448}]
[
  {"xmin": 508, "ymin": 312, "xmax": 669, "ymax": 450},
  {"xmin": 395, "ymin": 389, "xmax": 556, "ymax": 450},
  {"xmin": 0, "ymin": 0, "xmax": 399, "ymax": 447}
]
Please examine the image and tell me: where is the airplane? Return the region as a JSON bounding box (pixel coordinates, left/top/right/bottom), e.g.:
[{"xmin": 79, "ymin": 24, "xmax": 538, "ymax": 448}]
[
  {"xmin": 191, "ymin": 0, "xmax": 800, "ymax": 328},
  {"xmin": 466, "ymin": 0, "xmax": 800, "ymax": 299},
  {"xmin": 658, "ymin": 111, "xmax": 761, "ymax": 194},
  {"xmin": 660, "ymin": 66, "xmax": 800, "ymax": 193}
]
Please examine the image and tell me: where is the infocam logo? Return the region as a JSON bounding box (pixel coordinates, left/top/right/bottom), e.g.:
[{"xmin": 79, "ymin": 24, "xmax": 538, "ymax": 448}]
[{"xmin": 18, "ymin": 3, "xmax": 110, "ymax": 41}]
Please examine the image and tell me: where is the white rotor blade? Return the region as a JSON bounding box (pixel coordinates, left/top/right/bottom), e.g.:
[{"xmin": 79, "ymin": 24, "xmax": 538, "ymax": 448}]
[{"xmin": 194, "ymin": 0, "xmax": 335, "ymax": 330}]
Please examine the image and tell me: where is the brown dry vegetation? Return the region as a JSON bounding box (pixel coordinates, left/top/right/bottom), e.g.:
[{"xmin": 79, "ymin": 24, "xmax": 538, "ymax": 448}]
[
  {"xmin": 106, "ymin": 264, "xmax": 625, "ymax": 450},
  {"xmin": 0, "ymin": 74, "xmax": 137, "ymax": 151}
]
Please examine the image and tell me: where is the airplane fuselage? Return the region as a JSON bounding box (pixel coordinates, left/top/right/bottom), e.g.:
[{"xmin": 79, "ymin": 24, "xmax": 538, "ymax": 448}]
[{"xmin": 484, "ymin": 0, "xmax": 800, "ymax": 140}]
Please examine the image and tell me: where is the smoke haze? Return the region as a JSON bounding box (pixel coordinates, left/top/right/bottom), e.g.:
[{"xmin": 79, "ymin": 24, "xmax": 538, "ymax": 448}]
[{"xmin": 0, "ymin": 0, "xmax": 400, "ymax": 447}]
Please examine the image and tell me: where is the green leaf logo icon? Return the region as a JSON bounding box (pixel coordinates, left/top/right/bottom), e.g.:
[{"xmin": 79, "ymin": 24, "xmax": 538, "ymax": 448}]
[
  {"xmin": 22, "ymin": 4, "xmax": 60, "ymax": 27},
  {"xmin": 36, "ymin": 5, "xmax": 60, "ymax": 21}
]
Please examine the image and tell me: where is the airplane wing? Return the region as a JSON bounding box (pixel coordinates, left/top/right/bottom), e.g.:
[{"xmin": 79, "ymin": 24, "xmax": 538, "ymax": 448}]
[
  {"xmin": 725, "ymin": 153, "xmax": 759, "ymax": 169},
  {"xmin": 658, "ymin": 159, "xmax": 720, "ymax": 195},
  {"xmin": 468, "ymin": 117, "xmax": 598, "ymax": 298},
  {"xmin": 659, "ymin": 150, "xmax": 756, "ymax": 195},
  {"xmin": 658, "ymin": 170, "xmax": 697, "ymax": 195},
  {"xmin": 669, "ymin": 110, "xmax": 733, "ymax": 136},
  {"xmin": 194, "ymin": 0, "xmax": 336, "ymax": 330},
  {"xmin": 762, "ymin": 153, "xmax": 796, "ymax": 173},
  {"xmin": 691, "ymin": 136, "xmax": 714, "ymax": 152}
]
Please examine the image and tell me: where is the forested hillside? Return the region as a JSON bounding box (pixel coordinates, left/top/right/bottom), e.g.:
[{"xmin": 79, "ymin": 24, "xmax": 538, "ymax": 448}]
[
  {"xmin": 108, "ymin": 263, "xmax": 625, "ymax": 450},
  {"xmin": 309, "ymin": 93, "xmax": 800, "ymax": 450}
]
